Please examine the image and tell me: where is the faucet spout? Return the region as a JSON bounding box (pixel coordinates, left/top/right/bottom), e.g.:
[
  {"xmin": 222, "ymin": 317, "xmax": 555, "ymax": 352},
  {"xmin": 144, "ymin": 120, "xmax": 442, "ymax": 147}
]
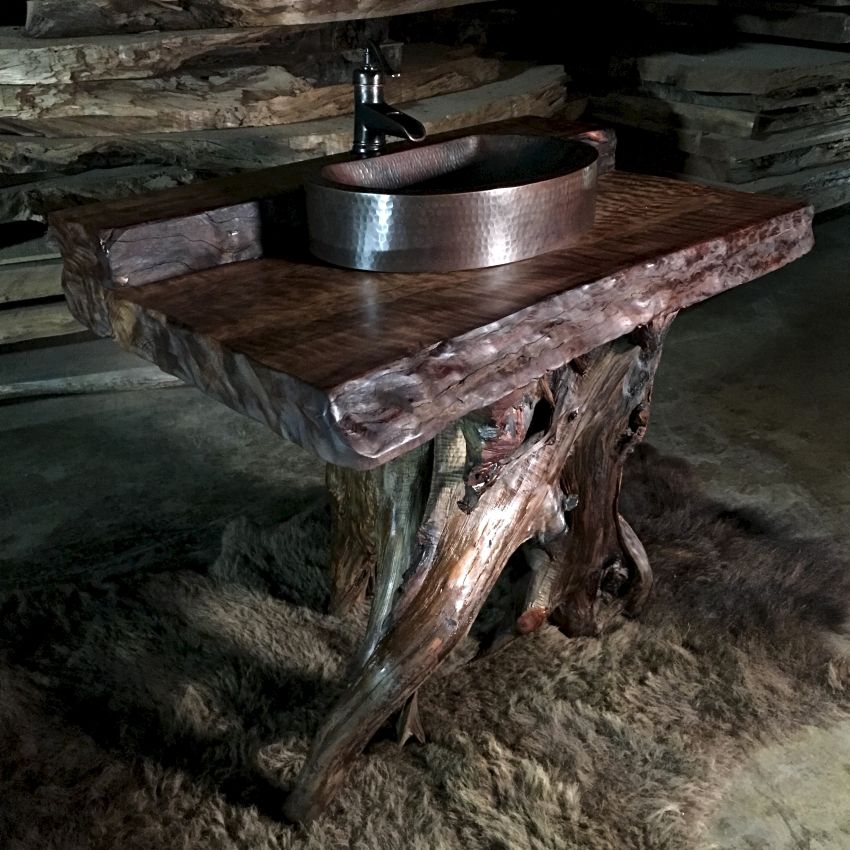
[
  {"xmin": 359, "ymin": 102, "xmax": 426, "ymax": 143},
  {"xmin": 351, "ymin": 41, "xmax": 427, "ymax": 158}
]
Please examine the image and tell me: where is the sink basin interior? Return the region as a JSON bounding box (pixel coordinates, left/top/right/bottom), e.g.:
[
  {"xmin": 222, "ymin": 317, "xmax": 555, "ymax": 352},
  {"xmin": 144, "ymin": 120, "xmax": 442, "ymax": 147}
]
[
  {"xmin": 304, "ymin": 133, "xmax": 599, "ymax": 273},
  {"xmin": 317, "ymin": 134, "xmax": 598, "ymax": 194}
]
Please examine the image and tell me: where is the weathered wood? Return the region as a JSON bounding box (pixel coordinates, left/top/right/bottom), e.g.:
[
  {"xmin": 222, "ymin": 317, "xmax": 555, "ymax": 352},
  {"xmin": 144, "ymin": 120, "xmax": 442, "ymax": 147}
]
[
  {"xmin": 49, "ymin": 116, "xmax": 811, "ymax": 470},
  {"xmin": 327, "ymin": 463, "xmax": 378, "ymax": 614},
  {"xmin": 593, "ymin": 90, "xmax": 850, "ymax": 139},
  {"xmin": 25, "ymin": 0, "xmax": 493, "ymax": 37},
  {"xmin": 0, "ymin": 235, "xmax": 59, "ymax": 265},
  {"xmin": 0, "ymin": 367, "xmax": 181, "ymax": 400},
  {"xmin": 284, "ymin": 323, "xmax": 672, "ymax": 820},
  {"xmin": 0, "ymin": 25, "xmax": 393, "ymax": 85},
  {"xmin": 691, "ymin": 161, "xmax": 850, "ymax": 213},
  {"xmin": 0, "ymin": 300, "xmax": 84, "ymax": 346},
  {"xmin": 639, "ymin": 80, "xmax": 850, "ymax": 114},
  {"xmin": 637, "ymin": 43, "xmax": 850, "ymax": 96},
  {"xmin": 734, "ymin": 10, "xmax": 850, "ymax": 43},
  {"xmin": 0, "ymin": 259, "xmax": 62, "ymax": 303},
  {"xmin": 0, "ymin": 51, "xmax": 500, "ymax": 136},
  {"xmin": 593, "ymin": 92, "xmax": 763, "ymax": 139},
  {"xmin": 615, "ymin": 125, "xmax": 850, "ymax": 184},
  {"xmin": 637, "ymin": 82, "xmax": 850, "ymax": 135},
  {"xmin": 546, "ymin": 320, "xmax": 671, "ymax": 635},
  {"xmin": 613, "ymin": 116, "xmax": 850, "ymax": 161},
  {"xmin": 2, "ymin": 165, "xmax": 198, "ymax": 223}
]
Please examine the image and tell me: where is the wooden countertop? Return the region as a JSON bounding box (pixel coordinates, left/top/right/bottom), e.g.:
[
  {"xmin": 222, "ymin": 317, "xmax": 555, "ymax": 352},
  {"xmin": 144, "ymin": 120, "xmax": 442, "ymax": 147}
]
[{"xmin": 52, "ymin": 118, "xmax": 813, "ymax": 469}]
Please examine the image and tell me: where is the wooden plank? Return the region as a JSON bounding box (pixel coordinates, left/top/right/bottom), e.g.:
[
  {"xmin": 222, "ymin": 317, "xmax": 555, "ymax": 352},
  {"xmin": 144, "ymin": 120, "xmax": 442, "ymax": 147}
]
[
  {"xmin": 734, "ymin": 10, "xmax": 850, "ymax": 43},
  {"xmin": 1, "ymin": 165, "xmax": 198, "ymax": 223},
  {"xmin": 0, "ymin": 50, "xmax": 501, "ymax": 136},
  {"xmin": 0, "ymin": 300, "xmax": 83, "ymax": 345},
  {"xmin": 0, "ymin": 236, "xmax": 59, "ymax": 264},
  {"xmin": 618, "ymin": 126, "xmax": 850, "ymax": 183},
  {"xmin": 0, "ymin": 367, "xmax": 182, "ymax": 400},
  {"xmin": 593, "ymin": 92, "xmax": 761, "ymax": 138},
  {"xmin": 612, "ymin": 115, "xmax": 850, "ymax": 160},
  {"xmin": 697, "ymin": 162, "xmax": 850, "ymax": 212},
  {"xmin": 639, "ymin": 83, "xmax": 850, "ymax": 115},
  {"xmin": 0, "ymin": 259, "xmax": 63, "ymax": 303},
  {"xmin": 25, "ymin": 0, "xmax": 493, "ymax": 37},
  {"xmin": 637, "ymin": 42, "xmax": 850, "ymax": 96},
  {"xmin": 594, "ymin": 89, "xmax": 850, "ymax": 137},
  {"xmin": 0, "ymin": 25, "xmax": 386, "ymax": 85}
]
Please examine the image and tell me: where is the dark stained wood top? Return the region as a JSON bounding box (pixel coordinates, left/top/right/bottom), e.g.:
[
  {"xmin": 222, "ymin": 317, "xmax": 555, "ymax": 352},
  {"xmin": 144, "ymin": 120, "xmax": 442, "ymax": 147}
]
[
  {"xmin": 115, "ymin": 173, "xmax": 805, "ymax": 390},
  {"xmin": 52, "ymin": 118, "xmax": 813, "ymax": 469}
]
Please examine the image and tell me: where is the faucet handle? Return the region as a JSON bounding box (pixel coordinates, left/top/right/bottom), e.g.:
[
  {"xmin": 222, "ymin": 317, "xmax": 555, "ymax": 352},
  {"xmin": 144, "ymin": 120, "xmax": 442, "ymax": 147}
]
[{"xmin": 363, "ymin": 40, "xmax": 400, "ymax": 78}]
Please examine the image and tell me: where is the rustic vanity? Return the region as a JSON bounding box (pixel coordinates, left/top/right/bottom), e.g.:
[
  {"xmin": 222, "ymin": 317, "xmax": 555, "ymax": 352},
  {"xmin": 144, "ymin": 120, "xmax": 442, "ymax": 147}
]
[{"xmin": 50, "ymin": 115, "xmax": 813, "ymax": 822}]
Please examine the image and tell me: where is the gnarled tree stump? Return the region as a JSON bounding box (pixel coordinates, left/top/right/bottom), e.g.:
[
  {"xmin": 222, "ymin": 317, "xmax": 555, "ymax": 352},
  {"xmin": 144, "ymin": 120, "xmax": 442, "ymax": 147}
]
[{"xmin": 284, "ymin": 314, "xmax": 674, "ymax": 822}]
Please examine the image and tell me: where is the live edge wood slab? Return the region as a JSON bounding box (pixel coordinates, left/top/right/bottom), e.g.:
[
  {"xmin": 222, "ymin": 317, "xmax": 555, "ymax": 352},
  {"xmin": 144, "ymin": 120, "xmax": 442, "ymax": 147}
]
[{"xmin": 51, "ymin": 116, "xmax": 813, "ymax": 822}]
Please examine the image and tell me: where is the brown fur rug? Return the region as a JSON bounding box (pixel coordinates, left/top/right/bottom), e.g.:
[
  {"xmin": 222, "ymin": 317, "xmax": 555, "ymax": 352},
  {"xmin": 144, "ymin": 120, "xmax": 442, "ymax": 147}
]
[{"xmin": 1, "ymin": 446, "xmax": 848, "ymax": 850}]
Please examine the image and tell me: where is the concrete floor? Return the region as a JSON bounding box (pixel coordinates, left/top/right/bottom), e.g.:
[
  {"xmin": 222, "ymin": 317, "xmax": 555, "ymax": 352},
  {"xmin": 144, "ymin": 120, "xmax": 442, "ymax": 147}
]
[{"xmin": 0, "ymin": 210, "xmax": 848, "ymax": 846}]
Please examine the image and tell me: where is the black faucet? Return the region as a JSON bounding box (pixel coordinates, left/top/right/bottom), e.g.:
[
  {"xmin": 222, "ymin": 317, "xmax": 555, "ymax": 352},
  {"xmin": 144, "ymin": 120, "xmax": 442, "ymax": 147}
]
[{"xmin": 352, "ymin": 41, "xmax": 426, "ymax": 158}]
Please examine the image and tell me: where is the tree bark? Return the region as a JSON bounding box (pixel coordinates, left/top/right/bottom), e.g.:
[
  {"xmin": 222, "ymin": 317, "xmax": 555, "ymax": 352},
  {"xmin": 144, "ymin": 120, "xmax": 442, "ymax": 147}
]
[{"xmin": 284, "ymin": 314, "xmax": 674, "ymax": 822}]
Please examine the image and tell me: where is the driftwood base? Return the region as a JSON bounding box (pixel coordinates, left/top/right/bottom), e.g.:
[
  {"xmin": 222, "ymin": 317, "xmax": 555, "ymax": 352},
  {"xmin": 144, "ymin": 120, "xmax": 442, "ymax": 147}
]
[{"xmin": 283, "ymin": 315, "xmax": 674, "ymax": 822}]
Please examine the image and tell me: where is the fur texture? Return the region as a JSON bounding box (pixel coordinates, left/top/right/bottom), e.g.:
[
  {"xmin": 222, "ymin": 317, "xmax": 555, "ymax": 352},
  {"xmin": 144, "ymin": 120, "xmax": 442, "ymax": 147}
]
[{"xmin": 0, "ymin": 446, "xmax": 848, "ymax": 849}]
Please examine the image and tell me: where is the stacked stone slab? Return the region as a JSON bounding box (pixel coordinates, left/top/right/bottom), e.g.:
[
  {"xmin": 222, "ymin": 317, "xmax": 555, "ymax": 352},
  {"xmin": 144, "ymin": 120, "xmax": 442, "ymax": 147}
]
[{"xmin": 592, "ymin": 42, "xmax": 850, "ymax": 211}]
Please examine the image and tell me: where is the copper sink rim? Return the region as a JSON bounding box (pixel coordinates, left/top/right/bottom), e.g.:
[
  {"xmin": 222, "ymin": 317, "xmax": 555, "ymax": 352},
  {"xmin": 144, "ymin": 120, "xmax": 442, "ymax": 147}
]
[{"xmin": 308, "ymin": 133, "xmax": 599, "ymax": 197}]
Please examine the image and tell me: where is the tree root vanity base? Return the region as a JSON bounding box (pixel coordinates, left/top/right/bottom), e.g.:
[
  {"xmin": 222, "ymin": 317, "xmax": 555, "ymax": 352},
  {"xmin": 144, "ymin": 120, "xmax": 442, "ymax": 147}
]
[
  {"xmin": 296, "ymin": 317, "xmax": 671, "ymax": 820},
  {"xmin": 50, "ymin": 116, "xmax": 814, "ymax": 822}
]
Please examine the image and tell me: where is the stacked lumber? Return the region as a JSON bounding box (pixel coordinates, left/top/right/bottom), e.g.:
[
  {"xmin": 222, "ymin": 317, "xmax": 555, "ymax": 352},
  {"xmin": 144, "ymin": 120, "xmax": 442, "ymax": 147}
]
[
  {"xmin": 592, "ymin": 42, "xmax": 850, "ymax": 210},
  {"xmin": 0, "ymin": 234, "xmax": 86, "ymax": 348},
  {"xmin": 23, "ymin": 0, "xmax": 494, "ymax": 37},
  {"xmin": 0, "ymin": 2, "xmax": 569, "ymax": 346},
  {"xmin": 634, "ymin": 0, "xmax": 850, "ymax": 45}
]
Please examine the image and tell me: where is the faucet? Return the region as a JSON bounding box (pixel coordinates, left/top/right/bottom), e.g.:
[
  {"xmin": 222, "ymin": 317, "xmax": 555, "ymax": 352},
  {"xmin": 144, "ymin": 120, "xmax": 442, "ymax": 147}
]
[{"xmin": 352, "ymin": 41, "xmax": 426, "ymax": 157}]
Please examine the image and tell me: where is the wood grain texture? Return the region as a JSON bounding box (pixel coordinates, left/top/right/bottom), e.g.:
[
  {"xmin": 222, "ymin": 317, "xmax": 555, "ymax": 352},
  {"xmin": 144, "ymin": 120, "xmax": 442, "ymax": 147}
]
[
  {"xmin": 0, "ymin": 236, "xmax": 59, "ymax": 265},
  {"xmin": 0, "ymin": 25, "xmax": 341, "ymax": 85},
  {"xmin": 0, "ymin": 52, "xmax": 500, "ymax": 136},
  {"xmin": 0, "ymin": 259, "xmax": 63, "ymax": 303},
  {"xmin": 0, "ymin": 366, "xmax": 181, "ymax": 400},
  {"xmin": 0, "ymin": 300, "xmax": 84, "ymax": 346},
  {"xmin": 285, "ymin": 325, "xmax": 671, "ymax": 820},
  {"xmin": 70, "ymin": 170, "xmax": 809, "ymax": 469},
  {"xmin": 637, "ymin": 43, "xmax": 850, "ymax": 96},
  {"xmin": 25, "ymin": 0, "xmax": 492, "ymax": 37},
  {"xmin": 2, "ymin": 165, "xmax": 198, "ymax": 223},
  {"xmin": 594, "ymin": 89, "xmax": 850, "ymax": 140}
]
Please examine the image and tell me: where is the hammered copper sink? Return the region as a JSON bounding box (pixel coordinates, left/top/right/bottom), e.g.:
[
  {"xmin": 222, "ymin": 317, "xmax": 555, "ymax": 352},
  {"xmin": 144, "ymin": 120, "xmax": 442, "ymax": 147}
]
[{"xmin": 304, "ymin": 134, "xmax": 598, "ymax": 273}]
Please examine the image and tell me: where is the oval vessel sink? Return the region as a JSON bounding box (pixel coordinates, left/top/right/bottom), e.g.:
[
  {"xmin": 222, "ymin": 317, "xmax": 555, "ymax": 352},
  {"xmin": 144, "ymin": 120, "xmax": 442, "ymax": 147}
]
[{"xmin": 305, "ymin": 134, "xmax": 598, "ymax": 273}]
